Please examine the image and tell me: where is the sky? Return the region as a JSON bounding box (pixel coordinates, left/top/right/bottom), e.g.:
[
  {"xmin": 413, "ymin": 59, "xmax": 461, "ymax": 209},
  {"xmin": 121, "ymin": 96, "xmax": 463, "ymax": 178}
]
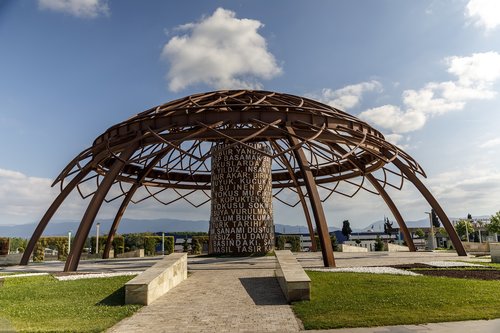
[{"xmin": 1, "ymin": 0, "xmax": 500, "ymax": 230}]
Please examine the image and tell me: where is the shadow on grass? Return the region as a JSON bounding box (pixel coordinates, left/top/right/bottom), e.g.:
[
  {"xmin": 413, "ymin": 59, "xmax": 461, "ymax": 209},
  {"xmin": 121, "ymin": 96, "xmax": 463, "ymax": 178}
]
[
  {"xmin": 97, "ymin": 286, "xmax": 125, "ymax": 306},
  {"xmin": 239, "ymin": 277, "xmax": 287, "ymax": 306}
]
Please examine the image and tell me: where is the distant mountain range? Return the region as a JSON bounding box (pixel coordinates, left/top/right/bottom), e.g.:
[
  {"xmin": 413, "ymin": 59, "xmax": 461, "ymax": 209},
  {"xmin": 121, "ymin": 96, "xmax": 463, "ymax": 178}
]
[{"xmin": 0, "ymin": 216, "xmax": 490, "ymax": 238}]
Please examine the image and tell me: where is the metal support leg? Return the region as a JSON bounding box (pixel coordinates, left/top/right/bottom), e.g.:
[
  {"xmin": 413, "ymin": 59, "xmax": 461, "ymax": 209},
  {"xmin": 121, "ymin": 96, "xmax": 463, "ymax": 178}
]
[
  {"xmin": 102, "ymin": 184, "xmax": 138, "ymax": 259},
  {"xmin": 384, "ymin": 150, "xmax": 467, "ymax": 256},
  {"xmin": 64, "ymin": 146, "xmax": 137, "ymax": 271},
  {"xmin": 271, "ymin": 141, "xmax": 317, "ymax": 251},
  {"xmin": 287, "ymin": 127, "xmax": 335, "ymax": 267},
  {"xmin": 20, "ymin": 167, "xmax": 91, "ymax": 265},
  {"xmin": 366, "ymin": 174, "xmax": 416, "ymax": 251}
]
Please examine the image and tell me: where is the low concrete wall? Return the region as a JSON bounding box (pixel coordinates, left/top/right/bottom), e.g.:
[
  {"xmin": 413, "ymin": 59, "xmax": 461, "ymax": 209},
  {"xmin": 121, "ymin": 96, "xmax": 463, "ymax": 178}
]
[
  {"xmin": 463, "ymin": 242, "xmax": 490, "ymax": 253},
  {"xmin": 490, "ymin": 243, "xmax": 500, "ymax": 263},
  {"xmin": 125, "ymin": 253, "xmax": 187, "ymax": 305},
  {"xmin": 339, "ymin": 244, "xmax": 368, "ymax": 253},
  {"xmin": 0, "ymin": 253, "xmax": 23, "ymax": 266},
  {"xmin": 275, "ymin": 250, "xmax": 310, "ymax": 302},
  {"xmin": 387, "ymin": 244, "xmax": 410, "ymax": 252},
  {"xmin": 116, "ymin": 249, "xmax": 144, "ymax": 259}
]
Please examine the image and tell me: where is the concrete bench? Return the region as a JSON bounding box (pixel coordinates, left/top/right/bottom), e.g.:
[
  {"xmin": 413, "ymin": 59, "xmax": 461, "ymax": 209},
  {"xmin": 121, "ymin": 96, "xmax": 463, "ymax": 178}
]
[
  {"xmin": 339, "ymin": 244, "xmax": 368, "ymax": 252},
  {"xmin": 125, "ymin": 253, "xmax": 187, "ymax": 305},
  {"xmin": 490, "ymin": 243, "xmax": 500, "ymax": 263},
  {"xmin": 275, "ymin": 250, "xmax": 311, "ymax": 302},
  {"xmin": 116, "ymin": 249, "xmax": 144, "ymax": 259}
]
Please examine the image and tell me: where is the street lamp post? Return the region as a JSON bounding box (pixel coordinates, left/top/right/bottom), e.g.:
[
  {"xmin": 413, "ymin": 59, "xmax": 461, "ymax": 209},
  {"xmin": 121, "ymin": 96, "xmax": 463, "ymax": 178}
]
[
  {"xmin": 96, "ymin": 223, "xmax": 100, "ymax": 255},
  {"xmin": 68, "ymin": 231, "xmax": 71, "ymax": 255},
  {"xmin": 425, "ymin": 212, "xmax": 436, "ymax": 250},
  {"xmin": 162, "ymin": 232, "xmax": 165, "ymax": 255}
]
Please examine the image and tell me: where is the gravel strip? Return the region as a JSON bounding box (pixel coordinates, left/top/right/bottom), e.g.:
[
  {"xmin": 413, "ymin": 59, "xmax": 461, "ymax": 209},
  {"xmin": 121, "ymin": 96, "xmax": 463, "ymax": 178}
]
[
  {"xmin": 54, "ymin": 271, "xmax": 139, "ymax": 281},
  {"xmin": 422, "ymin": 261, "xmax": 485, "ymax": 268},
  {"xmin": 2, "ymin": 273, "xmax": 50, "ymax": 279},
  {"xmin": 308, "ymin": 266, "xmax": 421, "ymax": 276}
]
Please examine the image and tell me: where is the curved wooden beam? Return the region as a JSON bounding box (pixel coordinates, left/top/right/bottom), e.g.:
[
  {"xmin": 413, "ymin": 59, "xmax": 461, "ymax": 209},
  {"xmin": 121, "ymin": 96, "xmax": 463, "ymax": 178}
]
[
  {"xmin": 20, "ymin": 167, "xmax": 92, "ymax": 265},
  {"xmin": 366, "ymin": 174, "xmax": 416, "ymax": 251},
  {"xmin": 102, "ymin": 127, "xmax": 214, "ymax": 259},
  {"xmin": 286, "ymin": 126, "xmax": 335, "ymax": 267},
  {"xmin": 64, "ymin": 145, "xmax": 138, "ymax": 272},
  {"xmin": 383, "ymin": 150, "xmax": 467, "ymax": 256},
  {"xmin": 271, "ymin": 140, "xmax": 317, "ymax": 251},
  {"xmin": 102, "ymin": 183, "xmax": 139, "ymax": 259}
]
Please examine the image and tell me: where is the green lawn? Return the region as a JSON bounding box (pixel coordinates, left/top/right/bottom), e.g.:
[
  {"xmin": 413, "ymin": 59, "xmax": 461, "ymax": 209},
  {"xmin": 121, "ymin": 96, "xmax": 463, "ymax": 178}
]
[
  {"xmin": 0, "ymin": 275, "xmax": 141, "ymax": 332},
  {"xmin": 293, "ymin": 271, "xmax": 500, "ymax": 330}
]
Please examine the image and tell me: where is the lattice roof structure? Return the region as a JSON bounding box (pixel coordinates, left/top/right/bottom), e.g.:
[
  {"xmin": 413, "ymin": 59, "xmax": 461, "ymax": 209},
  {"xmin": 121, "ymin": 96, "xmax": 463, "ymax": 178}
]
[{"xmin": 21, "ymin": 90, "xmax": 466, "ymax": 271}]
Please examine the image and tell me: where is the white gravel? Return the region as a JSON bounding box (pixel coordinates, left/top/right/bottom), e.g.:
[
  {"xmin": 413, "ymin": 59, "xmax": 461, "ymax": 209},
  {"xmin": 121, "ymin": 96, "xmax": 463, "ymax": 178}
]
[
  {"xmin": 1, "ymin": 273, "xmax": 49, "ymax": 279},
  {"xmin": 308, "ymin": 266, "xmax": 421, "ymax": 276},
  {"xmin": 54, "ymin": 271, "xmax": 140, "ymax": 281},
  {"xmin": 422, "ymin": 261, "xmax": 485, "ymax": 268}
]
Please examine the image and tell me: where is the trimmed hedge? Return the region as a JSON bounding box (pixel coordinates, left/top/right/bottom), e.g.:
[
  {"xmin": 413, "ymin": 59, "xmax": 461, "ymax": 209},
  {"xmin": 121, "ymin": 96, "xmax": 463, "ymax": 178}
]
[
  {"xmin": 191, "ymin": 236, "xmax": 209, "ymax": 254},
  {"xmin": 314, "ymin": 235, "xmax": 337, "ymax": 252},
  {"xmin": 276, "ymin": 235, "xmax": 301, "ymax": 252},
  {"xmin": 89, "ymin": 236, "xmax": 125, "ymax": 255},
  {"xmin": 0, "ymin": 237, "xmax": 9, "ymax": 255},
  {"xmin": 143, "ymin": 236, "xmax": 174, "ymax": 256},
  {"xmin": 33, "ymin": 237, "xmax": 69, "ymax": 262}
]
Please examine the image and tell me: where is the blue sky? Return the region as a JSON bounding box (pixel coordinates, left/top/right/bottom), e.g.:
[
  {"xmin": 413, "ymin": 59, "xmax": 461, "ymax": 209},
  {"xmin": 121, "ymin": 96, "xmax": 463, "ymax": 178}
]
[{"xmin": 1, "ymin": 0, "xmax": 500, "ymax": 229}]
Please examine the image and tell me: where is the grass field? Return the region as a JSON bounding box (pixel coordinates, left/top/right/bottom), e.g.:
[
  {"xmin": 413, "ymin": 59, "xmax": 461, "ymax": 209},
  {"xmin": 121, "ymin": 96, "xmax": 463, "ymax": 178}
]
[
  {"xmin": 0, "ymin": 275, "xmax": 140, "ymax": 332},
  {"xmin": 292, "ymin": 271, "xmax": 500, "ymax": 330}
]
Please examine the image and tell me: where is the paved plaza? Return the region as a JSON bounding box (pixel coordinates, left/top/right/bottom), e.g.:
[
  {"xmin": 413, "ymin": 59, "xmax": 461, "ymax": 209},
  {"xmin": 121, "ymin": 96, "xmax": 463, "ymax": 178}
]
[{"xmin": 2, "ymin": 252, "xmax": 499, "ymax": 332}]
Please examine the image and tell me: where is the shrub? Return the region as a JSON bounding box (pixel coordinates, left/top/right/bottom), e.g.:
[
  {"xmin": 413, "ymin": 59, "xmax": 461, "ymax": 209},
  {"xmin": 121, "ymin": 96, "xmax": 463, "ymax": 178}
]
[
  {"xmin": 33, "ymin": 237, "xmax": 69, "ymax": 261},
  {"xmin": 314, "ymin": 235, "xmax": 336, "ymax": 252},
  {"xmin": 0, "ymin": 237, "xmax": 9, "ymax": 255},
  {"xmin": 374, "ymin": 236, "xmax": 385, "ymax": 251},
  {"xmin": 191, "ymin": 236, "xmax": 209, "ymax": 254},
  {"xmin": 276, "ymin": 235, "xmax": 300, "ymax": 252},
  {"xmin": 143, "ymin": 236, "xmax": 174, "ymax": 255}
]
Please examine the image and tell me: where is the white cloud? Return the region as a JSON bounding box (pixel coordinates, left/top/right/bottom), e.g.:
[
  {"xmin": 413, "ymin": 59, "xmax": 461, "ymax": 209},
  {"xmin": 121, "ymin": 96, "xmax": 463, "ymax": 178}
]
[
  {"xmin": 446, "ymin": 52, "xmax": 500, "ymax": 86},
  {"xmin": 0, "ymin": 169, "xmax": 57, "ymax": 223},
  {"xmin": 427, "ymin": 166, "xmax": 500, "ymax": 216},
  {"xmin": 479, "ymin": 137, "xmax": 500, "ymax": 148},
  {"xmin": 38, "ymin": 0, "xmax": 109, "ymax": 18},
  {"xmin": 162, "ymin": 8, "xmax": 282, "ymax": 92},
  {"xmin": 359, "ymin": 52, "xmax": 500, "ymax": 134},
  {"xmin": 316, "ymin": 80, "xmax": 382, "ymax": 110},
  {"xmin": 359, "ymin": 105, "xmax": 426, "ymax": 134},
  {"xmin": 466, "ymin": 0, "xmax": 500, "ymax": 31}
]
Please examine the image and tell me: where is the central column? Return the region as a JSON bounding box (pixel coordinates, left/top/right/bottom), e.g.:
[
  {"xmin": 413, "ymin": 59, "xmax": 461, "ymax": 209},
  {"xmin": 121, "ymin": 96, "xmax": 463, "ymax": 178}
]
[{"xmin": 209, "ymin": 142, "xmax": 274, "ymax": 255}]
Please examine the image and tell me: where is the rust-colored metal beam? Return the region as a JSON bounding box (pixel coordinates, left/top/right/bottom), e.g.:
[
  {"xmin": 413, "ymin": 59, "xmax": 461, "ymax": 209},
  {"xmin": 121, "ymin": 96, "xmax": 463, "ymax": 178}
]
[
  {"xmin": 366, "ymin": 174, "xmax": 416, "ymax": 252},
  {"xmin": 102, "ymin": 183, "xmax": 138, "ymax": 259},
  {"xmin": 64, "ymin": 145, "xmax": 138, "ymax": 272},
  {"xmin": 329, "ymin": 142, "xmax": 416, "ymax": 252},
  {"xmin": 286, "ymin": 126, "xmax": 335, "ymax": 267},
  {"xmin": 102, "ymin": 124, "xmax": 216, "ymax": 259},
  {"xmin": 271, "ymin": 140, "xmax": 317, "ymax": 251},
  {"xmin": 20, "ymin": 167, "xmax": 92, "ymax": 265},
  {"xmin": 384, "ymin": 150, "xmax": 467, "ymax": 256}
]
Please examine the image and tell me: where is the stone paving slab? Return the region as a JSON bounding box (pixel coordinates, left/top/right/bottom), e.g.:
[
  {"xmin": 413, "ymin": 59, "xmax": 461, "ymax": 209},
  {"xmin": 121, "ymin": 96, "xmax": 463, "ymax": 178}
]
[
  {"xmin": 304, "ymin": 318, "xmax": 500, "ymax": 333},
  {"xmin": 108, "ymin": 257, "xmax": 301, "ymax": 333}
]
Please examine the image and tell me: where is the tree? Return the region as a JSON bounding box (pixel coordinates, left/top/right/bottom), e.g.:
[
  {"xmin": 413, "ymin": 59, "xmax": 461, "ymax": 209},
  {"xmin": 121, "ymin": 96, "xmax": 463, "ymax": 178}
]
[
  {"xmin": 415, "ymin": 228, "xmax": 425, "ymax": 238},
  {"xmin": 383, "ymin": 217, "xmax": 395, "ymax": 236},
  {"xmin": 342, "ymin": 220, "xmax": 352, "ymax": 240},
  {"xmin": 431, "ymin": 209, "xmax": 440, "ymax": 228},
  {"xmin": 374, "ymin": 236, "xmax": 385, "ymax": 251},
  {"xmin": 330, "ymin": 234, "xmax": 338, "ymax": 251},
  {"xmin": 487, "ymin": 211, "xmax": 500, "ymax": 234},
  {"xmin": 437, "ymin": 227, "xmax": 448, "ymax": 237},
  {"xmin": 455, "ymin": 219, "xmax": 474, "ymax": 241}
]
